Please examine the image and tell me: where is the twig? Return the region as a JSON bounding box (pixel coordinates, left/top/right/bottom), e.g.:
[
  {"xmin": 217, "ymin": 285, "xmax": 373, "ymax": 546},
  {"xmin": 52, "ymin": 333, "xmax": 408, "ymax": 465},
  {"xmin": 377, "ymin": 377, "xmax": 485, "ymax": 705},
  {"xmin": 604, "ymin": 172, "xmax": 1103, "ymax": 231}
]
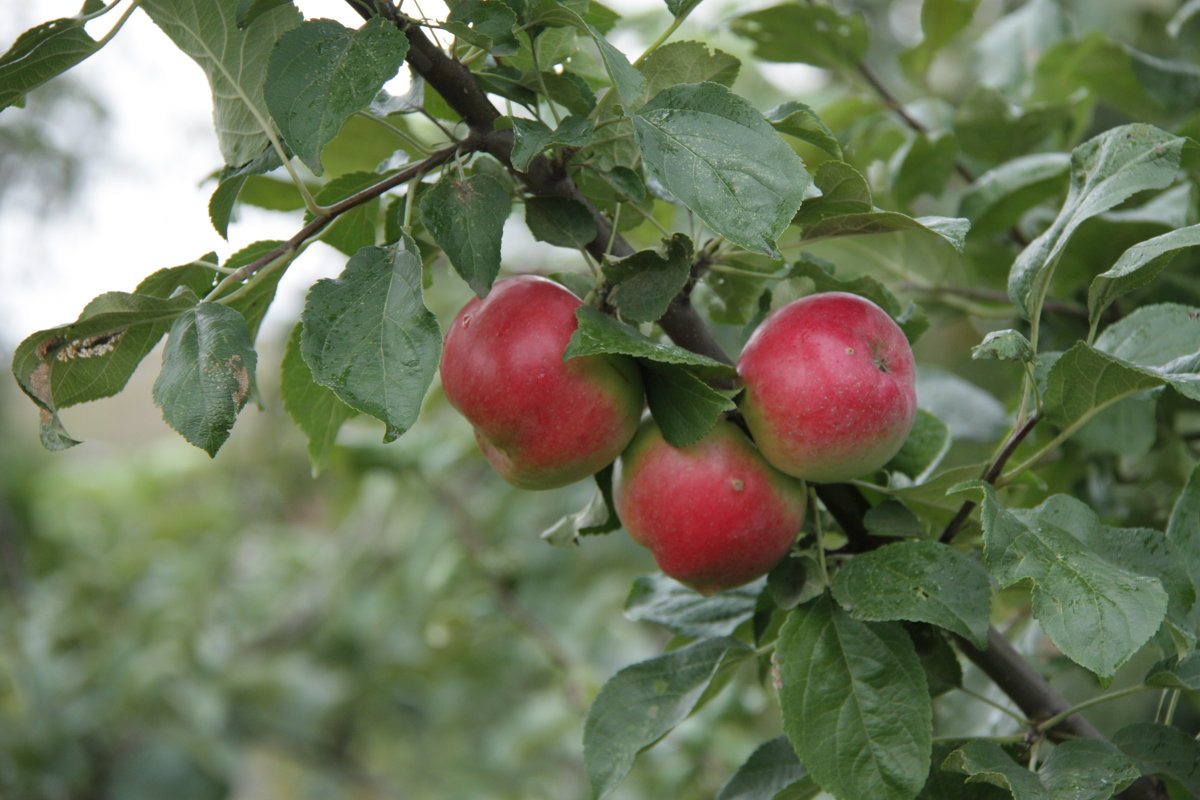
[
  {"xmin": 939, "ymin": 411, "xmax": 1041, "ymax": 544},
  {"xmin": 205, "ymin": 143, "xmax": 462, "ymax": 301}
]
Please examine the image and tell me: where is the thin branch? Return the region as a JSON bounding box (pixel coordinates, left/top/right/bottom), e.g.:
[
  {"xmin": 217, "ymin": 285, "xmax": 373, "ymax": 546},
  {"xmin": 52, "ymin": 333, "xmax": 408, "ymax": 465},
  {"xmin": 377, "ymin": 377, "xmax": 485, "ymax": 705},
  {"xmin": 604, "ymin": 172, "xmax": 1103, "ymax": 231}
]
[
  {"xmin": 938, "ymin": 411, "xmax": 1041, "ymax": 544},
  {"xmin": 205, "ymin": 143, "xmax": 462, "ymax": 301}
]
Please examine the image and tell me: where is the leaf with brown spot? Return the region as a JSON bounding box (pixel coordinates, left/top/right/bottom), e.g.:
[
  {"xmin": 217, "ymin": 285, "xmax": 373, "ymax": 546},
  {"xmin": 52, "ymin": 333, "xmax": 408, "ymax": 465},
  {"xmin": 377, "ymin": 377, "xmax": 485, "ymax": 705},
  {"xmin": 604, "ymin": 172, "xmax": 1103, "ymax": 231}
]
[{"xmin": 153, "ymin": 302, "xmax": 259, "ymax": 456}]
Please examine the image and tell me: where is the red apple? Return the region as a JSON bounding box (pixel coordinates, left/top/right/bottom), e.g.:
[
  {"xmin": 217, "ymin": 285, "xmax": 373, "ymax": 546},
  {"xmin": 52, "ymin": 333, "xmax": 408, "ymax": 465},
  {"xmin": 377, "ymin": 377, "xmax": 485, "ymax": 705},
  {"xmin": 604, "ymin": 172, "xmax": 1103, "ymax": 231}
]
[
  {"xmin": 737, "ymin": 292, "xmax": 916, "ymax": 483},
  {"xmin": 440, "ymin": 275, "xmax": 644, "ymax": 490},
  {"xmin": 613, "ymin": 418, "xmax": 807, "ymax": 595}
]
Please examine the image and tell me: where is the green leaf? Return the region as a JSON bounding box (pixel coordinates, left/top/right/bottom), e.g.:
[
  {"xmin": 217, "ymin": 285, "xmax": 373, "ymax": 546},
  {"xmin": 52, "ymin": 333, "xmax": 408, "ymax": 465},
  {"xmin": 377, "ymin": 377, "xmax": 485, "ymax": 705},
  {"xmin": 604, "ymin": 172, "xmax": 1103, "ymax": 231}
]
[
  {"xmin": 299, "ymin": 239, "xmax": 441, "ymax": 442},
  {"xmin": 1167, "ymin": 466, "xmax": 1200, "ymax": 613},
  {"xmin": 663, "ymin": 0, "xmax": 702, "ymax": 18},
  {"xmin": 540, "ymin": 467, "xmax": 619, "ymax": 546},
  {"xmin": 892, "ymin": 132, "xmax": 959, "ymax": 207},
  {"xmin": 444, "ymin": 0, "xmax": 518, "ymax": 53},
  {"xmin": 1088, "ymin": 224, "xmax": 1200, "ymax": 324},
  {"xmin": 642, "ymin": 362, "xmax": 735, "ymax": 448},
  {"xmin": 419, "ymin": 173, "xmax": 511, "ymax": 296},
  {"xmin": 1074, "ymin": 393, "xmax": 1158, "ymax": 461},
  {"xmin": 799, "ymin": 212, "xmax": 969, "ymax": 253},
  {"xmin": 792, "ymin": 162, "xmax": 872, "ymax": 225},
  {"xmin": 208, "ymin": 145, "xmax": 283, "ymax": 238},
  {"xmin": 1006, "ymin": 124, "xmax": 1188, "ymax": 319},
  {"xmin": 921, "ymin": 741, "xmax": 1011, "ymax": 800},
  {"xmin": 953, "ymin": 88, "xmax": 1076, "ymax": 166},
  {"xmin": 972, "ymin": 329, "xmax": 1034, "ymax": 363},
  {"xmin": 524, "ymin": 195, "xmax": 598, "ymax": 248},
  {"xmin": 637, "ymin": 40, "xmax": 739, "ymax": 100},
  {"xmin": 1144, "ymin": 652, "xmax": 1200, "ymax": 691},
  {"xmin": 236, "ymin": 0, "xmax": 294, "ymax": 29},
  {"xmin": 950, "ymin": 740, "xmax": 1140, "ymax": 800},
  {"xmin": 973, "ymin": 486, "xmax": 1169, "ymax": 678},
  {"xmin": 624, "ymin": 573, "xmax": 759, "ymax": 639},
  {"xmin": 765, "ymin": 102, "xmax": 842, "ymax": 159},
  {"xmin": 565, "ymin": 306, "xmax": 736, "ymax": 378},
  {"xmin": 777, "ymin": 596, "xmax": 932, "ymax": 800},
  {"xmin": 1037, "ymin": 740, "xmax": 1140, "ymax": 800},
  {"xmin": 509, "ymin": 114, "xmax": 595, "ymax": 171},
  {"xmin": 1113, "ymin": 723, "xmax": 1200, "ymax": 795},
  {"xmin": 884, "ymin": 409, "xmax": 951, "ymax": 480},
  {"xmin": 0, "ymin": 13, "xmax": 101, "ymax": 112},
  {"xmin": 958, "ymin": 152, "xmax": 1069, "ymax": 238},
  {"xmin": 280, "ymin": 322, "xmax": 356, "ymax": 474},
  {"xmin": 10, "ymin": 265, "xmax": 213, "ymax": 450},
  {"xmin": 831, "ymin": 541, "xmax": 991, "ymax": 648},
  {"xmin": 141, "ymin": 0, "xmax": 302, "ymax": 167},
  {"xmin": 899, "ymin": 0, "xmax": 978, "ymax": 80},
  {"xmin": 911, "ymin": 626, "xmax": 963, "ymax": 699},
  {"xmin": 863, "ymin": 500, "xmax": 923, "ymax": 538},
  {"xmin": 604, "ymin": 234, "xmax": 693, "ymax": 323},
  {"xmin": 264, "ymin": 18, "xmax": 409, "ymax": 174},
  {"xmin": 548, "ymin": 6, "xmax": 644, "ymax": 109},
  {"xmin": 944, "ymin": 740, "xmax": 1046, "ymax": 800},
  {"xmin": 716, "ymin": 737, "xmax": 813, "ymax": 800},
  {"xmin": 153, "ymin": 303, "xmax": 257, "ymax": 456},
  {"xmin": 730, "ymin": 5, "xmax": 868, "ymax": 69},
  {"xmin": 631, "ymin": 82, "xmax": 816, "ymax": 257},
  {"xmin": 584, "ymin": 637, "xmax": 752, "ymax": 798}
]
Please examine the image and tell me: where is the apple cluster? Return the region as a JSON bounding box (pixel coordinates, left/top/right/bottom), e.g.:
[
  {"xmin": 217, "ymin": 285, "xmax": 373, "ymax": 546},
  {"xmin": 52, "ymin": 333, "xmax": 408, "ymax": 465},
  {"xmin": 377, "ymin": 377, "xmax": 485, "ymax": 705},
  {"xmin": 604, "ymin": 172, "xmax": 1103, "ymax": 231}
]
[{"xmin": 440, "ymin": 278, "xmax": 916, "ymax": 594}]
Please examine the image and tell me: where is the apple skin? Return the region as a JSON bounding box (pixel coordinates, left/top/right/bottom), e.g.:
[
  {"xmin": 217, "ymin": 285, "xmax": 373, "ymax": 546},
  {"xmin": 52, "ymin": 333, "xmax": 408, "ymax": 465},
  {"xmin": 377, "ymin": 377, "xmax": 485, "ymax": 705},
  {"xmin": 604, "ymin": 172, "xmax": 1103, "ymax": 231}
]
[
  {"xmin": 440, "ymin": 275, "xmax": 644, "ymax": 490},
  {"xmin": 613, "ymin": 418, "xmax": 807, "ymax": 595},
  {"xmin": 737, "ymin": 292, "xmax": 917, "ymax": 483}
]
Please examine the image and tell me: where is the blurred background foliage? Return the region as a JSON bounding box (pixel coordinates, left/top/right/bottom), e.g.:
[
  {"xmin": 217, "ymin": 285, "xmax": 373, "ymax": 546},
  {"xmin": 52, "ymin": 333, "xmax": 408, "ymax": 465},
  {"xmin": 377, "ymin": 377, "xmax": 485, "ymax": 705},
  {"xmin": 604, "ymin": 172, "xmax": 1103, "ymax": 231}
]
[{"xmin": 4, "ymin": 0, "xmax": 1200, "ymax": 798}]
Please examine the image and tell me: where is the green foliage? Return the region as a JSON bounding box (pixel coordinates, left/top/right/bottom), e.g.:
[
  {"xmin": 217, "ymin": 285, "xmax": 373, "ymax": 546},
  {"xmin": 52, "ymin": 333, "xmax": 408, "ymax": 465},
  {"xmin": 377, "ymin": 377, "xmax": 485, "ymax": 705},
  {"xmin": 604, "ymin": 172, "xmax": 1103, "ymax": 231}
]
[{"xmin": 4, "ymin": 0, "xmax": 1200, "ymax": 798}]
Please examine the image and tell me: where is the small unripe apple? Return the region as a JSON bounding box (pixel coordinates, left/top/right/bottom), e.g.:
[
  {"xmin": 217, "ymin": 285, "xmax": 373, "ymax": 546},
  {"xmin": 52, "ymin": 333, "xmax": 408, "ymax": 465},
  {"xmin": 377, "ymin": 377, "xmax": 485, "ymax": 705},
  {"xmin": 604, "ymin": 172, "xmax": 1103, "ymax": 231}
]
[
  {"xmin": 737, "ymin": 292, "xmax": 916, "ymax": 483},
  {"xmin": 613, "ymin": 418, "xmax": 807, "ymax": 595},
  {"xmin": 441, "ymin": 275, "xmax": 644, "ymax": 490}
]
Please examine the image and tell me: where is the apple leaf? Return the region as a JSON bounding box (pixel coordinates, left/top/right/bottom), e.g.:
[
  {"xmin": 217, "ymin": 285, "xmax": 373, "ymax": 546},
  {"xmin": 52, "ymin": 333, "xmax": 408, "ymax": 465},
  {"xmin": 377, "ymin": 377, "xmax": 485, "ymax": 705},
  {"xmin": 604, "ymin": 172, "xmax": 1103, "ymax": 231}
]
[
  {"xmin": 766, "ymin": 101, "xmax": 843, "ymax": 158},
  {"xmin": 153, "ymin": 302, "xmax": 258, "ymax": 456},
  {"xmin": 730, "ymin": 4, "xmax": 868, "ymax": 69},
  {"xmin": 778, "ymin": 596, "xmax": 931, "ymax": 800},
  {"xmin": 642, "ymin": 362, "xmax": 735, "ymax": 447},
  {"xmin": 540, "ymin": 467, "xmax": 620, "ymax": 546},
  {"xmin": 1037, "ymin": 740, "xmax": 1141, "ymax": 800},
  {"xmin": 509, "ymin": 114, "xmax": 595, "ymax": 172},
  {"xmin": 542, "ymin": 6, "xmax": 644, "ymax": 109},
  {"xmin": 1087, "ymin": 224, "xmax": 1200, "ymax": 324},
  {"xmin": 604, "ymin": 234, "xmax": 693, "ymax": 323},
  {"xmin": 300, "ymin": 238, "xmax": 441, "ymax": 443},
  {"xmin": 584, "ymin": 637, "xmax": 753, "ymax": 799},
  {"xmin": 264, "ymin": 17, "xmax": 409, "ymax": 174},
  {"xmin": 10, "ymin": 263, "xmax": 215, "ymax": 450},
  {"xmin": 208, "ymin": 145, "xmax": 283, "ymax": 238},
  {"xmin": 444, "ymin": 0, "xmax": 518, "ymax": 53},
  {"xmin": 899, "ymin": 0, "xmax": 978, "ymax": 80},
  {"xmin": 0, "ymin": 12, "xmax": 102, "ymax": 112},
  {"xmin": 141, "ymin": 0, "xmax": 302, "ymax": 168},
  {"xmin": 637, "ymin": 40, "xmax": 740, "ymax": 100},
  {"xmin": 943, "ymin": 740, "xmax": 1047, "ymax": 800},
  {"xmin": 958, "ymin": 152, "xmax": 1069, "ymax": 238},
  {"xmin": 420, "ymin": 173, "xmax": 510, "ymax": 296},
  {"xmin": 831, "ymin": 541, "xmax": 992, "ymax": 648},
  {"xmin": 1006, "ymin": 124, "xmax": 1188, "ymax": 319},
  {"xmin": 716, "ymin": 736, "xmax": 815, "ymax": 800},
  {"xmin": 1167, "ymin": 466, "xmax": 1200, "ymax": 617},
  {"xmin": 280, "ymin": 322, "xmax": 357, "ymax": 475},
  {"xmin": 624, "ymin": 573, "xmax": 759, "ymax": 640},
  {"xmin": 971, "ymin": 485, "xmax": 1168, "ymax": 679},
  {"xmin": 971, "ymin": 329, "xmax": 1034, "ymax": 363},
  {"xmin": 525, "ymin": 196, "xmax": 598, "ymax": 249},
  {"xmin": 1113, "ymin": 723, "xmax": 1200, "ymax": 795},
  {"xmin": 799, "ymin": 212, "xmax": 969, "ymax": 253},
  {"xmin": 1144, "ymin": 652, "xmax": 1200, "ymax": 691},
  {"xmin": 892, "ymin": 131, "xmax": 959, "ymax": 207},
  {"xmin": 565, "ymin": 306, "xmax": 737, "ymax": 379},
  {"xmin": 631, "ymin": 82, "xmax": 817, "ymax": 257},
  {"xmin": 306, "ymin": 171, "xmax": 385, "ymax": 256}
]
